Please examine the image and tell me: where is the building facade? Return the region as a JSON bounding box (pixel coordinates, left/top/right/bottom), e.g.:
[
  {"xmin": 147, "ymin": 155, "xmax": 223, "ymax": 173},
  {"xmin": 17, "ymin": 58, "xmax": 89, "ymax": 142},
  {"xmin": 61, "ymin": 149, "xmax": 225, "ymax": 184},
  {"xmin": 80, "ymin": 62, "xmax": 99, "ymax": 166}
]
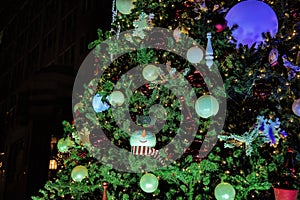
[{"xmin": 0, "ymin": 0, "xmax": 111, "ymax": 199}]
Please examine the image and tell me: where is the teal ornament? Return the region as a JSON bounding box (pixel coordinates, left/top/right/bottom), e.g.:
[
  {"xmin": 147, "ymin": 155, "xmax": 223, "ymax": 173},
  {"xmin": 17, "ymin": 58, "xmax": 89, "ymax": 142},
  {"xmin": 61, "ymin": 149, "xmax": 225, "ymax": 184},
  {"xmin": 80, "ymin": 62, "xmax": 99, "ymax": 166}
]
[
  {"xmin": 142, "ymin": 65, "xmax": 159, "ymax": 81},
  {"xmin": 292, "ymin": 99, "xmax": 300, "ymax": 117},
  {"xmin": 130, "ymin": 130, "xmax": 156, "ymax": 147},
  {"xmin": 195, "ymin": 95, "xmax": 219, "ymax": 118},
  {"xmin": 187, "ymin": 46, "xmax": 204, "ymax": 64},
  {"xmin": 92, "ymin": 94, "xmax": 110, "ymax": 113},
  {"xmin": 116, "ymin": 0, "xmax": 134, "ymax": 15},
  {"xmin": 109, "ymin": 91, "xmax": 125, "ymax": 106},
  {"xmin": 214, "ymin": 182, "xmax": 236, "ymax": 200},
  {"xmin": 71, "ymin": 165, "xmax": 88, "ymax": 182},
  {"xmin": 57, "ymin": 137, "xmax": 73, "ymax": 153},
  {"xmin": 140, "ymin": 173, "xmax": 159, "ymax": 193}
]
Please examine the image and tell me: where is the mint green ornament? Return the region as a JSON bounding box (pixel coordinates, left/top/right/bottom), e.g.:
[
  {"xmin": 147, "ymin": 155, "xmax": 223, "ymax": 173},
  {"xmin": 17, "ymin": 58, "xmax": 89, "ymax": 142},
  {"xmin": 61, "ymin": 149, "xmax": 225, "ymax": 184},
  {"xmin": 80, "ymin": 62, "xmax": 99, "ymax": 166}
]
[
  {"xmin": 195, "ymin": 95, "xmax": 219, "ymax": 118},
  {"xmin": 116, "ymin": 0, "xmax": 134, "ymax": 15},
  {"xmin": 214, "ymin": 182, "xmax": 236, "ymax": 200},
  {"xmin": 71, "ymin": 165, "xmax": 88, "ymax": 182},
  {"xmin": 109, "ymin": 91, "xmax": 125, "ymax": 106},
  {"xmin": 57, "ymin": 137, "xmax": 73, "ymax": 153},
  {"xmin": 142, "ymin": 65, "xmax": 159, "ymax": 81},
  {"xmin": 140, "ymin": 173, "xmax": 159, "ymax": 193}
]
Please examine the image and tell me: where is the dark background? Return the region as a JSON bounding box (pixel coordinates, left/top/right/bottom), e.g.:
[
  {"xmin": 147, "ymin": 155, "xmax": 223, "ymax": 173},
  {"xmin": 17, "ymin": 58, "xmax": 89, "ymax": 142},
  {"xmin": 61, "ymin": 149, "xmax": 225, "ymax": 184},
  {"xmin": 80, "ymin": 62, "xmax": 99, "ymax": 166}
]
[{"xmin": 0, "ymin": 0, "xmax": 111, "ymax": 199}]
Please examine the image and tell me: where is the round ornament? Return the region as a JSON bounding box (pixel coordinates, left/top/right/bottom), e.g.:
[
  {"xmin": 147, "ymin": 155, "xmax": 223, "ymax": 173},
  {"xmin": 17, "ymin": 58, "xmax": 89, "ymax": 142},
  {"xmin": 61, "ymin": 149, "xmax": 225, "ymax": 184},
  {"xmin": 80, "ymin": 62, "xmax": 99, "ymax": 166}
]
[
  {"xmin": 57, "ymin": 137, "xmax": 73, "ymax": 153},
  {"xmin": 130, "ymin": 130, "xmax": 156, "ymax": 147},
  {"xmin": 292, "ymin": 99, "xmax": 300, "ymax": 117},
  {"xmin": 116, "ymin": 0, "xmax": 134, "ymax": 15},
  {"xmin": 92, "ymin": 94, "xmax": 110, "ymax": 113},
  {"xmin": 142, "ymin": 65, "xmax": 159, "ymax": 81},
  {"xmin": 71, "ymin": 165, "xmax": 88, "ymax": 182},
  {"xmin": 214, "ymin": 182, "xmax": 236, "ymax": 200},
  {"xmin": 187, "ymin": 46, "xmax": 204, "ymax": 64},
  {"xmin": 140, "ymin": 173, "xmax": 159, "ymax": 193},
  {"xmin": 195, "ymin": 95, "xmax": 219, "ymax": 118},
  {"xmin": 109, "ymin": 91, "xmax": 125, "ymax": 106},
  {"xmin": 225, "ymin": 0, "xmax": 278, "ymax": 48}
]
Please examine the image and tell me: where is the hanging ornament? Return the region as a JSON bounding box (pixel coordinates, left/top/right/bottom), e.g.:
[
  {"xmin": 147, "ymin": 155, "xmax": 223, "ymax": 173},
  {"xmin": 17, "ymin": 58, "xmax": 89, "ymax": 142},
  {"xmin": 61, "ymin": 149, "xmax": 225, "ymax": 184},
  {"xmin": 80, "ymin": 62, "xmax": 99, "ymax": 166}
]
[
  {"xmin": 187, "ymin": 46, "xmax": 204, "ymax": 64},
  {"xmin": 205, "ymin": 32, "xmax": 214, "ymax": 69},
  {"xmin": 292, "ymin": 99, "xmax": 300, "ymax": 117},
  {"xmin": 109, "ymin": 91, "xmax": 125, "ymax": 106},
  {"xmin": 268, "ymin": 48, "xmax": 279, "ymax": 67},
  {"xmin": 253, "ymin": 80, "xmax": 271, "ymax": 100},
  {"xmin": 57, "ymin": 137, "xmax": 73, "ymax": 153},
  {"xmin": 92, "ymin": 94, "xmax": 110, "ymax": 113},
  {"xmin": 195, "ymin": 95, "xmax": 219, "ymax": 118},
  {"xmin": 130, "ymin": 130, "xmax": 165, "ymax": 165},
  {"xmin": 130, "ymin": 130, "xmax": 156, "ymax": 153},
  {"xmin": 116, "ymin": 0, "xmax": 134, "ymax": 15},
  {"xmin": 225, "ymin": 0, "xmax": 278, "ymax": 48},
  {"xmin": 139, "ymin": 173, "xmax": 159, "ymax": 193},
  {"xmin": 71, "ymin": 165, "xmax": 88, "ymax": 182},
  {"xmin": 142, "ymin": 64, "xmax": 159, "ymax": 81},
  {"xmin": 214, "ymin": 182, "xmax": 236, "ymax": 200}
]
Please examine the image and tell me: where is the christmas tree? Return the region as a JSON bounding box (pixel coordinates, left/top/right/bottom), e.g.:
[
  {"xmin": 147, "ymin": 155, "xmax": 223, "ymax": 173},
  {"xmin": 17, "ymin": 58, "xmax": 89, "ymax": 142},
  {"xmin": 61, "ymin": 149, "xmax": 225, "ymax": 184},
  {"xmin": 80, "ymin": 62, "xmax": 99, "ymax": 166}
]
[{"xmin": 33, "ymin": 0, "xmax": 300, "ymax": 199}]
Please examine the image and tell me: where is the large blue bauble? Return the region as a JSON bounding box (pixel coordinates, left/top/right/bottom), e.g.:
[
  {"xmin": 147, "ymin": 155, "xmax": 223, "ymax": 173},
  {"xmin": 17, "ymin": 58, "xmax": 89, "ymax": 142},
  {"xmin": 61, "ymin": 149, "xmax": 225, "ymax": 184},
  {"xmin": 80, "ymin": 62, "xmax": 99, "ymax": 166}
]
[
  {"xmin": 92, "ymin": 94, "xmax": 110, "ymax": 113},
  {"xmin": 225, "ymin": 0, "xmax": 278, "ymax": 48}
]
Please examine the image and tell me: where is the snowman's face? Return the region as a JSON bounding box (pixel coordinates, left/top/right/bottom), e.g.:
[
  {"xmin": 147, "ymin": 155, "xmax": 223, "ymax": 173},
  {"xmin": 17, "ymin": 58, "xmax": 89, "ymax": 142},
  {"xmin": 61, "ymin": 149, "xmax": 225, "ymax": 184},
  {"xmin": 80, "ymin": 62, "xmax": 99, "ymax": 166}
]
[{"xmin": 130, "ymin": 130, "xmax": 156, "ymax": 147}]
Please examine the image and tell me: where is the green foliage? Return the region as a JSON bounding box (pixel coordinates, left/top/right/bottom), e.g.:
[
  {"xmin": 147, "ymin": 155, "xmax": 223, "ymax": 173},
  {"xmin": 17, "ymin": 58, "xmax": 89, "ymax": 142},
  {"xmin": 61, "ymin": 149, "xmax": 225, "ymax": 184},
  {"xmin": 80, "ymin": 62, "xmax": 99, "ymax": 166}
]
[{"xmin": 34, "ymin": 0, "xmax": 300, "ymax": 199}]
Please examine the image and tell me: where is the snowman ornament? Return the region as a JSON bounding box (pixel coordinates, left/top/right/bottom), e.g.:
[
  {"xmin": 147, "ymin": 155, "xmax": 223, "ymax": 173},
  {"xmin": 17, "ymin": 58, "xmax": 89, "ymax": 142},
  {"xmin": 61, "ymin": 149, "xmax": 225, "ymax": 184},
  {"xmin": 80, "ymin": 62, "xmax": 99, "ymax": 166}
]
[{"xmin": 130, "ymin": 130, "xmax": 165, "ymax": 166}]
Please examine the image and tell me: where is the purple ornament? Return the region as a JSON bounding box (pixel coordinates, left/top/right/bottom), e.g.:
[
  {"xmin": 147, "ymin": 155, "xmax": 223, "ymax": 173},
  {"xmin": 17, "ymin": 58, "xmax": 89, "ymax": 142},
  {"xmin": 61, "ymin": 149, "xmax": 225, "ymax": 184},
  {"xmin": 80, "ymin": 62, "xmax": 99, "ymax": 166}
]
[
  {"xmin": 292, "ymin": 99, "xmax": 300, "ymax": 117},
  {"xmin": 225, "ymin": 0, "xmax": 278, "ymax": 48}
]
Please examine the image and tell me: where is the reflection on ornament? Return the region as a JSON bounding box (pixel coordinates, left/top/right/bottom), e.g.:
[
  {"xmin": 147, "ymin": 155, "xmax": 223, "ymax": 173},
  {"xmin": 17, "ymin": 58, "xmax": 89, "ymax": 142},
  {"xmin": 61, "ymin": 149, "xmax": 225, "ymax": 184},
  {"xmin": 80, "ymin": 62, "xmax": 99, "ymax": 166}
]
[
  {"xmin": 116, "ymin": 0, "xmax": 134, "ymax": 15},
  {"xmin": 269, "ymin": 48, "xmax": 279, "ymax": 66},
  {"xmin": 109, "ymin": 91, "xmax": 125, "ymax": 106},
  {"xmin": 140, "ymin": 173, "xmax": 159, "ymax": 193},
  {"xmin": 57, "ymin": 137, "xmax": 73, "ymax": 153},
  {"xmin": 71, "ymin": 165, "xmax": 88, "ymax": 182},
  {"xmin": 195, "ymin": 95, "xmax": 219, "ymax": 118},
  {"xmin": 92, "ymin": 94, "xmax": 110, "ymax": 113},
  {"xmin": 225, "ymin": 0, "xmax": 278, "ymax": 48},
  {"xmin": 187, "ymin": 46, "xmax": 204, "ymax": 64},
  {"xmin": 143, "ymin": 65, "xmax": 159, "ymax": 81},
  {"xmin": 214, "ymin": 182, "xmax": 236, "ymax": 200},
  {"xmin": 292, "ymin": 99, "xmax": 300, "ymax": 117}
]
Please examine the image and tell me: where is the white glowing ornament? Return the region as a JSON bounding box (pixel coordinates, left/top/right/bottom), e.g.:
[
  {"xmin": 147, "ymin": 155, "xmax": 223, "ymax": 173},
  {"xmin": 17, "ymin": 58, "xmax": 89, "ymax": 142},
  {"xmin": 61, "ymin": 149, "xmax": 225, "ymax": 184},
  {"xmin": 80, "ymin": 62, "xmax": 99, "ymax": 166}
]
[
  {"xmin": 214, "ymin": 182, "xmax": 236, "ymax": 200},
  {"xmin": 195, "ymin": 95, "xmax": 219, "ymax": 118},
  {"xmin": 187, "ymin": 46, "xmax": 204, "ymax": 64},
  {"xmin": 225, "ymin": 0, "xmax": 278, "ymax": 48},
  {"xmin": 109, "ymin": 91, "xmax": 125, "ymax": 106},
  {"xmin": 142, "ymin": 65, "xmax": 159, "ymax": 81}
]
